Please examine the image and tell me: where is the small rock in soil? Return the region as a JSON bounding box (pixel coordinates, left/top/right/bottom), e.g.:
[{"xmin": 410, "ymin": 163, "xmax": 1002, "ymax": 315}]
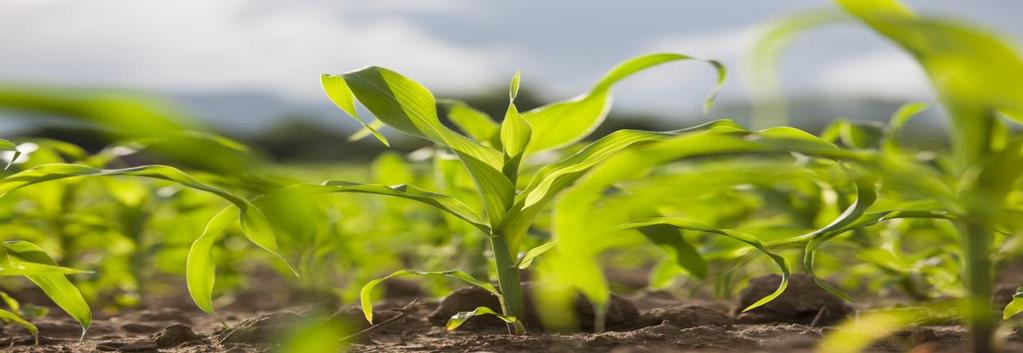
[
  {"xmin": 734, "ymin": 273, "xmax": 852, "ymax": 325},
  {"xmin": 428, "ymin": 283, "xmax": 640, "ymax": 332},
  {"xmin": 639, "ymin": 304, "xmax": 733, "ymax": 328},
  {"xmin": 153, "ymin": 323, "xmax": 202, "ymax": 347}
]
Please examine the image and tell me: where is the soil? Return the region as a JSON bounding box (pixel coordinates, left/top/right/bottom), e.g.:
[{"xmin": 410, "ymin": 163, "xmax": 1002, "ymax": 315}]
[{"xmin": 3, "ymin": 274, "xmax": 1022, "ymax": 353}]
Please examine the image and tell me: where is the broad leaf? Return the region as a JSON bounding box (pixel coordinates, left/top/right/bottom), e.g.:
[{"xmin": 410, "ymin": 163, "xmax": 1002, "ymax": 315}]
[
  {"xmin": 1, "ymin": 241, "xmax": 91, "ymax": 333},
  {"xmin": 440, "ymin": 99, "xmax": 499, "ymax": 145},
  {"xmin": 1003, "ymin": 288, "xmax": 1023, "ymax": 320},
  {"xmin": 324, "ymin": 66, "xmax": 513, "ymax": 229},
  {"xmin": 446, "ymin": 306, "xmax": 524, "ymax": 332},
  {"xmin": 638, "ymin": 225, "xmax": 708, "ymax": 280},
  {"xmin": 499, "ymin": 71, "xmax": 532, "ymax": 182},
  {"xmin": 837, "ymin": 0, "xmax": 1023, "ymax": 162},
  {"xmin": 185, "ymin": 207, "xmax": 237, "ymax": 315},
  {"xmin": 0, "ymin": 164, "xmax": 294, "ymax": 275},
  {"xmin": 321, "ymin": 74, "xmax": 389, "ymax": 146},
  {"xmin": 0, "ymin": 308, "xmax": 38, "ymax": 341}
]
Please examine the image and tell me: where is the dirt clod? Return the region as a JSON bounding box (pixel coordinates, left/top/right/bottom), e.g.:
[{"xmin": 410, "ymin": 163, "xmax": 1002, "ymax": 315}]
[
  {"xmin": 639, "ymin": 304, "xmax": 733, "ymax": 328},
  {"xmin": 734, "ymin": 274, "xmax": 853, "ymax": 326},
  {"xmin": 153, "ymin": 324, "xmax": 202, "ymax": 347}
]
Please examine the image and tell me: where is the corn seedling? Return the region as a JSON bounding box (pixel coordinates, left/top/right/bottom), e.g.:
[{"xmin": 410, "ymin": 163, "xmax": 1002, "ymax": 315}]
[{"xmin": 321, "ymin": 52, "xmax": 726, "ymax": 332}]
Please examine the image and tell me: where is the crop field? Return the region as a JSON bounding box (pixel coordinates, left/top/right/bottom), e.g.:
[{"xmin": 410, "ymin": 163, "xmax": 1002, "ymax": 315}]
[{"xmin": 1, "ymin": 0, "xmax": 1023, "ymax": 352}]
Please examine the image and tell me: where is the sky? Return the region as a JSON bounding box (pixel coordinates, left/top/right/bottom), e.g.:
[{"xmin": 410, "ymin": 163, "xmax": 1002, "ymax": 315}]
[{"xmin": 1, "ymin": 0, "xmax": 1020, "ymax": 120}]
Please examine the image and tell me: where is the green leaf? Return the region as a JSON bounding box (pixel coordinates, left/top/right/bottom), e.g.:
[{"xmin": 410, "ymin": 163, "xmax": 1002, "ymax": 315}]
[
  {"xmin": 445, "ymin": 306, "xmax": 524, "ymax": 332},
  {"xmin": 518, "ymin": 240, "xmax": 556, "ymax": 269},
  {"xmin": 649, "ymin": 258, "xmax": 688, "ymax": 289},
  {"xmin": 321, "ymin": 74, "xmax": 389, "ymax": 146},
  {"xmin": 456, "ymin": 151, "xmax": 515, "ymax": 229},
  {"xmin": 312, "ymin": 181, "xmax": 489, "ymax": 232},
  {"xmin": 0, "ymin": 308, "xmax": 38, "ymax": 341},
  {"xmin": 326, "ymin": 66, "xmax": 502, "ymax": 168},
  {"xmin": 819, "ymin": 120, "xmax": 885, "ymax": 150},
  {"xmin": 0, "ymin": 164, "xmax": 295, "ymax": 276},
  {"xmin": 882, "ymin": 102, "xmax": 929, "ymax": 154},
  {"xmin": 523, "ymin": 53, "xmax": 727, "ymax": 154},
  {"xmin": 500, "ymin": 71, "xmax": 532, "ymax": 181},
  {"xmin": 185, "ymin": 207, "xmax": 237, "ymax": 315},
  {"xmin": 503, "ymin": 121, "xmax": 741, "ymax": 251},
  {"xmin": 637, "ymin": 225, "xmax": 708, "ymax": 280},
  {"xmin": 619, "ymin": 219, "xmax": 789, "ymax": 312},
  {"xmin": 800, "ymin": 175, "xmax": 879, "ymax": 301},
  {"xmin": 1, "ymin": 241, "xmax": 91, "ymax": 333},
  {"xmin": 325, "ymin": 66, "xmax": 513, "ymax": 229},
  {"xmin": 360, "ymin": 269, "xmax": 498, "ymax": 324},
  {"xmin": 371, "ymin": 152, "xmax": 414, "ymax": 185},
  {"xmin": 440, "ymin": 99, "xmax": 499, "ymax": 145},
  {"xmin": 1, "ymin": 291, "xmax": 19, "ymax": 312},
  {"xmin": 837, "ymin": 0, "xmax": 1023, "ymax": 162},
  {"xmin": 0, "ymin": 260, "xmax": 90, "ymax": 276},
  {"xmin": 1003, "ymin": 288, "xmax": 1023, "ymax": 320}
]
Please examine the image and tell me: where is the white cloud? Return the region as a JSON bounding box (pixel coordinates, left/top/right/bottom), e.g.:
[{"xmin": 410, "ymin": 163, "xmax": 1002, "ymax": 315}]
[
  {"xmin": 816, "ymin": 50, "xmax": 934, "ymax": 99},
  {"xmin": 0, "ymin": 0, "xmax": 516, "ymax": 101},
  {"xmin": 646, "ymin": 26, "xmax": 761, "ymax": 60},
  {"xmin": 363, "ymin": 0, "xmax": 476, "ymax": 14}
]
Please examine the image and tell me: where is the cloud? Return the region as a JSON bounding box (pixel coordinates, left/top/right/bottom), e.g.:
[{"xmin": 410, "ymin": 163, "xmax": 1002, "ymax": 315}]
[
  {"xmin": 816, "ymin": 50, "xmax": 934, "ymax": 99},
  {"xmin": 646, "ymin": 27, "xmax": 761, "ymax": 61},
  {"xmin": 0, "ymin": 0, "xmax": 517, "ymax": 101},
  {"xmin": 361, "ymin": 0, "xmax": 476, "ymax": 14}
]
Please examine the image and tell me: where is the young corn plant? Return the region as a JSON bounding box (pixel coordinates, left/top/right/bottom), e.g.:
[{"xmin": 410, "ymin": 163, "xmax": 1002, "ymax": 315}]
[
  {"xmin": 747, "ymin": 1, "xmax": 1023, "ymax": 351},
  {"xmin": 0, "ymin": 93, "xmax": 301, "ymax": 321},
  {"xmin": 320, "ymin": 52, "xmax": 726, "ymax": 333},
  {"xmin": 0, "ymin": 141, "xmax": 90, "ymax": 340},
  {"xmin": 0, "ymin": 239, "xmax": 90, "ymax": 342}
]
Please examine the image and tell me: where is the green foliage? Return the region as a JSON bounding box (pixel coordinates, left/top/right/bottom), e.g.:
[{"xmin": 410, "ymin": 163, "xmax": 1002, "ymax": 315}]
[
  {"xmin": 0, "ymin": 2, "xmax": 1018, "ymax": 350},
  {"xmin": 322, "ymin": 52, "xmax": 729, "ymax": 331},
  {"xmin": 0, "ymin": 240, "xmax": 89, "ymax": 339},
  {"xmin": 445, "ymin": 306, "xmax": 523, "ymax": 332}
]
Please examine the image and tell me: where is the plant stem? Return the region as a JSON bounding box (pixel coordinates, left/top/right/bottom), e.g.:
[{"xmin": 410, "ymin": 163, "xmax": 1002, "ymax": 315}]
[
  {"xmin": 961, "ymin": 219, "xmax": 996, "ymax": 353},
  {"xmin": 489, "ymin": 236, "xmax": 526, "ymax": 334}
]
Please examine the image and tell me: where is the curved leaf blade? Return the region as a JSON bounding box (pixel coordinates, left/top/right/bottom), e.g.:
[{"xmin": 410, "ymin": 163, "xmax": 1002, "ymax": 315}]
[
  {"xmin": 1, "ymin": 241, "xmax": 91, "ymax": 333},
  {"xmin": 185, "ymin": 207, "xmax": 237, "ymax": 316},
  {"xmin": 446, "ymin": 306, "xmax": 524, "ymax": 332}
]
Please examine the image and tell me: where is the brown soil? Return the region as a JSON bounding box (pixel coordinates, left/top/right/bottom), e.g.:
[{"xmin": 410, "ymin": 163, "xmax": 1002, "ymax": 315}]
[{"xmin": 3, "ymin": 274, "xmax": 1022, "ymax": 353}]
